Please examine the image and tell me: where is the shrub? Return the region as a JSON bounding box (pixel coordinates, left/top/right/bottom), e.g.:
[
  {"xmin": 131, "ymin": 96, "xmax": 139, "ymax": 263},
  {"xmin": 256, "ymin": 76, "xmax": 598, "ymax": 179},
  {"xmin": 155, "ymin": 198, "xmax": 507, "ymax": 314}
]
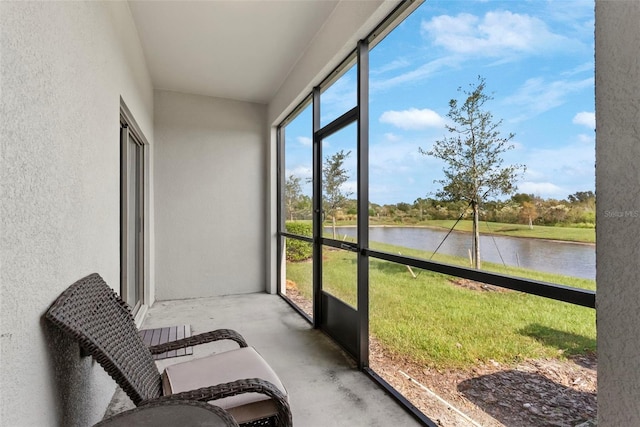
[{"xmin": 285, "ymin": 222, "xmax": 313, "ymax": 261}]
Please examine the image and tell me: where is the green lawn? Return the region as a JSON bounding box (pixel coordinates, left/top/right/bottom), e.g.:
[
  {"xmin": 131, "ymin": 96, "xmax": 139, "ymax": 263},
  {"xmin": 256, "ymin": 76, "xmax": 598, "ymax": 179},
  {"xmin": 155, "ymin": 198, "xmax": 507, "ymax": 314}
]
[
  {"xmin": 422, "ymin": 219, "xmax": 595, "ymax": 243},
  {"xmin": 285, "ymin": 243, "xmax": 596, "ymax": 370},
  {"xmin": 334, "ymin": 219, "xmax": 595, "ymax": 243}
]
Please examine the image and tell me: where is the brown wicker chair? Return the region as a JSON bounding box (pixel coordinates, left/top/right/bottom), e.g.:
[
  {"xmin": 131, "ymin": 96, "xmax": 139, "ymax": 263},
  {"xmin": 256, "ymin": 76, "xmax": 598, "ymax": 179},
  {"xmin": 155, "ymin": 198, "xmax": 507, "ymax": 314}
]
[{"xmin": 45, "ymin": 273, "xmax": 291, "ymax": 427}]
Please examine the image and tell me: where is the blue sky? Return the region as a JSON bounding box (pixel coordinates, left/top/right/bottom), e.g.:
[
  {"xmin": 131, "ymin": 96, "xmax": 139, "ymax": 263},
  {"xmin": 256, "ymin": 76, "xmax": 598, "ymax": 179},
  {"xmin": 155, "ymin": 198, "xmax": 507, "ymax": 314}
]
[{"xmin": 284, "ymin": 0, "xmax": 595, "ymax": 206}]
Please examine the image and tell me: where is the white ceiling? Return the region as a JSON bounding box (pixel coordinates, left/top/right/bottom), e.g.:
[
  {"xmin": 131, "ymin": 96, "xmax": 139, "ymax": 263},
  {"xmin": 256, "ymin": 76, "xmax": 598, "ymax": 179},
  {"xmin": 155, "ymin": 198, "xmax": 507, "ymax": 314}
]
[{"xmin": 128, "ymin": 1, "xmax": 340, "ymax": 104}]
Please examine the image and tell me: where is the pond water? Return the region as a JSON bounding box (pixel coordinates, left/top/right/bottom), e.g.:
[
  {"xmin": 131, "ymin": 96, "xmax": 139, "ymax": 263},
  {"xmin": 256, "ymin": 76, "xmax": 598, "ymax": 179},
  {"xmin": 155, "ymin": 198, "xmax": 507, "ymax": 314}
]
[{"xmin": 332, "ymin": 226, "xmax": 595, "ymax": 280}]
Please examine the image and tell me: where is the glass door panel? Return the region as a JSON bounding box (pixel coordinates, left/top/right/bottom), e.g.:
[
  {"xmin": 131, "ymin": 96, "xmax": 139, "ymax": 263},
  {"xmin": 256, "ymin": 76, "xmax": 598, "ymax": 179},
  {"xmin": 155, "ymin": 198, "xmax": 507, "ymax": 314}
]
[
  {"xmin": 321, "ymin": 122, "xmax": 358, "ymax": 242},
  {"xmin": 121, "ymin": 123, "xmax": 144, "ymax": 315},
  {"xmin": 279, "ymin": 101, "xmax": 314, "ymax": 316},
  {"xmin": 320, "ymin": 62, "xmax": 357, "ymax": 128},
  {"xmin": 319, "ymin": 119, "xmax": 360, "ymax": 357},
  {"xmin": 283, "ymin": 237, "xmax": 313, "ymax": 318},
  {"xmin": 283, "ymin": 104, "xmax": 313, "ymax": 224},
  {"xmin": 322, "ymin": 247, "xmax": 358, "ymax": 309}
]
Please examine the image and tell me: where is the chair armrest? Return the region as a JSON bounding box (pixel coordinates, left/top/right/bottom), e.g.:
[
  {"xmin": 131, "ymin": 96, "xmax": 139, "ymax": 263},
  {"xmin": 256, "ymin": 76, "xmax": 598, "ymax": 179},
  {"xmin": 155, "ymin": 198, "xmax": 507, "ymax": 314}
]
[
  {"xmin": 148, "ymin": 329, "xmax": 248, "ymax": 355},
  {"xmin": 140, "ymin": 378, "xmax": 291, "ymax": 427}
]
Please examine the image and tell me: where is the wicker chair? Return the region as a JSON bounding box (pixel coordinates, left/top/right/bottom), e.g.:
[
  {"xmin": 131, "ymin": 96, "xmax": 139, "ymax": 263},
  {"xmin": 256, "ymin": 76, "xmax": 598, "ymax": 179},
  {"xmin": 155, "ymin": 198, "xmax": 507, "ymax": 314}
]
[{"xmin": 45, "ymin": 273, "xmax": 291, "ymax": 427}]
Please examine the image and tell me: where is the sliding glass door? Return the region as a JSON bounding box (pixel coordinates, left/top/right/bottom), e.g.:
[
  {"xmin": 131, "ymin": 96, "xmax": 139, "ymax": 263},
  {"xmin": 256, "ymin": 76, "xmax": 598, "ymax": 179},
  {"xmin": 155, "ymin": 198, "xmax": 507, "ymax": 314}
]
[{"xmin": 120, "ymin": 111, "xmax": 146, "ymax": 316}]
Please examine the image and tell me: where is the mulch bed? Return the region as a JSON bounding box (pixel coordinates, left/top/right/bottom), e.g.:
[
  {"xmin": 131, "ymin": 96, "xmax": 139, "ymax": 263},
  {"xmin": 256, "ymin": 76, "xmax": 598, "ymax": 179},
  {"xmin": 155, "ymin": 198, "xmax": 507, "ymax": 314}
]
[
  {"xmin": 285, "ymin": 282, "xmax": 597, "ymax": 426},
  {"xmin": 370, "ymin": 338, "xmax": 596, "ymax": 427}
]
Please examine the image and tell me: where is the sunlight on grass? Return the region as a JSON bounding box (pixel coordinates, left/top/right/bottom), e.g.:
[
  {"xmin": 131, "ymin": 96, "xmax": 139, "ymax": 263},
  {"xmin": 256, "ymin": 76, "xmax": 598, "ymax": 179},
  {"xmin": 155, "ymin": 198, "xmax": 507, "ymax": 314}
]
[
  {"xmin": 285, "ymin": 243, "xmax": 596, "ymax": 369},
  {"xmin": 321, "ymin": 248, "xmax": 358, "ymax": 307},
  {"xmin": 370, "ymin": 260, "xmax": 595, "ymax": 369}
]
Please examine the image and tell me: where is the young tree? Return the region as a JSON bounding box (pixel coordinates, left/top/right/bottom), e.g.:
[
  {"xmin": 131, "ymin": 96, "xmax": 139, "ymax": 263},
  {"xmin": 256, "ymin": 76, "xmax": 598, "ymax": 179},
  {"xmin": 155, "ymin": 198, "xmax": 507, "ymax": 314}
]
[
  {"xmin": 284, "ymin": 174, "xmax": 302, "ymax": 221},
  {"xmin": 420, "ymin": 76, "xmax": 524, "ymax": 268},
  {"xmin": 520, "ymin": 201, "xmax": 538, "ymax": 229},
  {"xmin": 323, "ymin": 150, "xmax": 353, "ymax": 238}
]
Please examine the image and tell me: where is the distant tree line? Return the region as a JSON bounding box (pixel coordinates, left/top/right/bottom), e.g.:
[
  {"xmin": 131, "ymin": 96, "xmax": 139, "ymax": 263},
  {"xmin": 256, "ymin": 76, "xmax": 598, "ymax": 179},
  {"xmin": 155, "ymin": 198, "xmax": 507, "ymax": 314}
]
[
  {"xmin": 369, "ymin": 191, "xmax": 595, "ymax": 228},
  {"xmin": 284, "ymin": 184, "xmax": 595, "ymax": 228}
]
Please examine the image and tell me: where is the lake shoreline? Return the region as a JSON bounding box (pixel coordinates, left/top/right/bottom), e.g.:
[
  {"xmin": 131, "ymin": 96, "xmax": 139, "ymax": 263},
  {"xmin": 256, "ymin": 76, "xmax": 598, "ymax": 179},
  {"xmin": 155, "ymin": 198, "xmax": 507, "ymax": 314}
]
[
  {"xmin": 329, "ymin": 223, "xmax": 596, "ymax": 246},
  {"xmin": 327, "ymin": 225, "xmax": 595, "ymax": 280}
]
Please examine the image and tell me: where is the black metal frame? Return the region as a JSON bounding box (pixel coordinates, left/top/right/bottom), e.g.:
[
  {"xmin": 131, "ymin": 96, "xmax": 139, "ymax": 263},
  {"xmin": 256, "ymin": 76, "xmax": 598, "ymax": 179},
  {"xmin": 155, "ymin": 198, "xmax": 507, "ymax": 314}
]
[
  {"xmin": 274, "ymin": 1, "xmax": 595, "ymax": 425},
  {"xmin": 312, "ymin": 86, "xmax": 322, "ymax": 329},
  {"xmin": 356, "ymin": 39, "xmax": 370, "ymax": 369},
  {"xmin": 368, "ymin": 249, "xmax": 595, "ymax": 308},
  {"xmin": 313, "ymin": 58, "xmax": 363, "ymax": 355},
  {"xmin": 276, "ymin": 124, "xmax": 284, "ymax": 297},
  {"xmin": 276, "ymin": 94, "xmax": 313, "ymax": 298},
  {"xmin": 364, "ymin": 368, "xmax": 439, "ymax": 427}
]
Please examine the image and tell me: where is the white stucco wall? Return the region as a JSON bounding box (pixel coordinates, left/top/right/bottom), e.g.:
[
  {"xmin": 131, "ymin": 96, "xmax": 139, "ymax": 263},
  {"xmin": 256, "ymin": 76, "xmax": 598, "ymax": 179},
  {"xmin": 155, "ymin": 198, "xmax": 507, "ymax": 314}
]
[
  {"xmin": 154, "ymin": 90, "xmax": 267, "ymax": 300},
  {"xmin": 596, "ymin": 1, "xmax": 640, "ymax": 425},
  {"xmin": 0, "ymin": 2, "xmax": 153, "ymax": 426}
]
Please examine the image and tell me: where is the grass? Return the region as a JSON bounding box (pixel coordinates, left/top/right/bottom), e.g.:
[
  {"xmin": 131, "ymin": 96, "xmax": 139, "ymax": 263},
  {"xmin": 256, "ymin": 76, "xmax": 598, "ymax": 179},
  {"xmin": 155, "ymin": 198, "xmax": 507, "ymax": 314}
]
[
  {"xmin": 422, "ymin": 219, "xmax": 595, "ymax": 243},
  {"xmin": 336, "ymin": 218, "xmax": 596, "ymax": 244},
  {"xmin": 368, "ymin": 240, "xmax": 596, "ymax": 290},
  {"xmin": 285, "ymin": 241, "xmax": 596, "ymax": 370}
]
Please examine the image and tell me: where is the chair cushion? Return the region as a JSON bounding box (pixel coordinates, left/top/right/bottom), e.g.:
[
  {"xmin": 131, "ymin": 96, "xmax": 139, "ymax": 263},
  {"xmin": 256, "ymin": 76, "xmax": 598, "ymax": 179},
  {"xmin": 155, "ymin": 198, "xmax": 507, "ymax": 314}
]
[{"xmin": 162, "ymin": 346, "xmax": 287, "ymax": 424}]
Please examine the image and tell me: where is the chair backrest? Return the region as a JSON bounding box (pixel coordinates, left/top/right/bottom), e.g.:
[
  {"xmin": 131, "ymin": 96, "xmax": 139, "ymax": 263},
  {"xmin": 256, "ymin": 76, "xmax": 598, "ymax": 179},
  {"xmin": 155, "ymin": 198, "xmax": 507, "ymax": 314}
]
[{"xmin": 45, "ymin": 273, "xmax": 162, "ymax": 405}]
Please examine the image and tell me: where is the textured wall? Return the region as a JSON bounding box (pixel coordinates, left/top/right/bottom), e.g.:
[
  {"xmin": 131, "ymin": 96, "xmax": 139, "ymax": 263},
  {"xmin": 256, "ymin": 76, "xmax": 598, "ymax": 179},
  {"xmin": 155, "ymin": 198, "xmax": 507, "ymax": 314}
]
[
  {"xmin": 596, "ymin": 1, "xmax": 640, "ymax": 425},
  {"xmin": 154, "ymin": 90, "xmax": 267, "ymax": 300},
  {"xmin": 0, "ymin": 2, "xmax": 153, "ymax": 426}
]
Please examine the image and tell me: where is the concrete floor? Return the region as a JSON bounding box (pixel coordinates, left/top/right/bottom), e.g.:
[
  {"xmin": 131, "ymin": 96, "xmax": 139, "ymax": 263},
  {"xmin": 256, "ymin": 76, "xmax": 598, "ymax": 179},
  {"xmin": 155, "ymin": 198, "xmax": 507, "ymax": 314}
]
[{"xmin": 106, "ymin": 292, "xmax": 422, "ymax": 427}]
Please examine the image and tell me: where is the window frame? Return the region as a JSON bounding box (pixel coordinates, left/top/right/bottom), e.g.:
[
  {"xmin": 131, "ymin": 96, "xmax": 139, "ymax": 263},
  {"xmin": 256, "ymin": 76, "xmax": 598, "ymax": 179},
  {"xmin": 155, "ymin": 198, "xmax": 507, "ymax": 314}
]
[
  {"xmin": 275, "ymin": 1, "xmax": 595, "ymax": 424},
  {"xmin": 120, "ymin": 100, "xmax": 149, "ymax": 318}
]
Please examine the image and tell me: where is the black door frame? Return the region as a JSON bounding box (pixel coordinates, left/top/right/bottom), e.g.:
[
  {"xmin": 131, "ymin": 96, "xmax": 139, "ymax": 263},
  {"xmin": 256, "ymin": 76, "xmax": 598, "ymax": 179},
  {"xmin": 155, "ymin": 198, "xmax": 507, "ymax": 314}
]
[{"xmin": 311, "ymin": 40, "xmax": 369, "ymax": 367}]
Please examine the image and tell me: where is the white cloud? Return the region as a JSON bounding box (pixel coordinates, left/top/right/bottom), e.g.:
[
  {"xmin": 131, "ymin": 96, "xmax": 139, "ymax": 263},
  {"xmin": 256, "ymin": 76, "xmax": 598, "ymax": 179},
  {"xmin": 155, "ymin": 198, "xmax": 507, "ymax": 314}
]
[
  {"xmin": 544, "ymin": 0, "xmax": 595, "ymax": 28},
  {"xmin": 379, "ymin": 108, "xmax": 445, "ymax": 130},
  {"xmin": 341, "ymin": 180, "xmax": 358, "ymax": 195},
  {"xmin": 562, "ymin": 62, "xmax": 594, "ymax": 77},
  {"xmin": 286, "ymin": 166, "xmax": 312, "ymax": 180},
  {"xmin": 369, "ymin": 137, "xmax": 440, "ymax": 178},
  {"xmin": 384, "ymin": 132, "xmax": 401, "ymax": 142},
  {"xmin": 371, "ymin": 58, "xmax": 411, "ymax": 75},
  {"xmin": 297, "ymin": 136, "xmax": 312, "ymax": 146},
  {"xmin": 515, "ymin": 140, "xmax": 595, "ymax": 199},
  {"xmin": 573, "ymin": 112, "xmax": 595, "ymax": 130},
  {"xmin": 421, "ymin": 11, "xmax": 579, "ymax": 58},
  {"xmin": 372, "ymin": 10, "xmax": 588, "ymax": 94},
  {"xmin": 371, "ymin": 56, "xmax": 459, "ymax": 92},
  {"xmin": 511, "ymin": 141, "xmax": 526, "ymax": 150},
  {"xmin": 577, "ymin": 134, "xmax": 594, "ymax": 144},
  {"xmin": 504, "ymin": 77, "xmax": 594, "ymax": 121},
  {"xmin": 320, "ymin": 72, "xmax": 356, "ymax": 121},
  {"xmin": 518, "ymin": 182, "xmax": 566, "ymax": 198}
]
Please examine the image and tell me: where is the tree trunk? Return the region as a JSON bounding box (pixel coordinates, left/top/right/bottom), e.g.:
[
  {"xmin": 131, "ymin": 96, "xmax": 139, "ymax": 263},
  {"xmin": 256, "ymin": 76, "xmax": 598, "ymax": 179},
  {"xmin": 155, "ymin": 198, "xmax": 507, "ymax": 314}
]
[
  {"xmin": 472, "ymin": 201, "xmax": 481, "ymax": 269},
  {"xmin": 332, "ymin": 215, "xmax": 337, "ymax": 239}
]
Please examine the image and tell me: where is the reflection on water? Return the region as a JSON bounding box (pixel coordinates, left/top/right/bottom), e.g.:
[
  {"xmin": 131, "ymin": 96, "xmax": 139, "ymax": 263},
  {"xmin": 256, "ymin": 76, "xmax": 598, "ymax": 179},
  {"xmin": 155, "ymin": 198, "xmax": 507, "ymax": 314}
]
[{"xmin": 332, "ymin": 226, "xmax": 595, "ymax": 280}]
